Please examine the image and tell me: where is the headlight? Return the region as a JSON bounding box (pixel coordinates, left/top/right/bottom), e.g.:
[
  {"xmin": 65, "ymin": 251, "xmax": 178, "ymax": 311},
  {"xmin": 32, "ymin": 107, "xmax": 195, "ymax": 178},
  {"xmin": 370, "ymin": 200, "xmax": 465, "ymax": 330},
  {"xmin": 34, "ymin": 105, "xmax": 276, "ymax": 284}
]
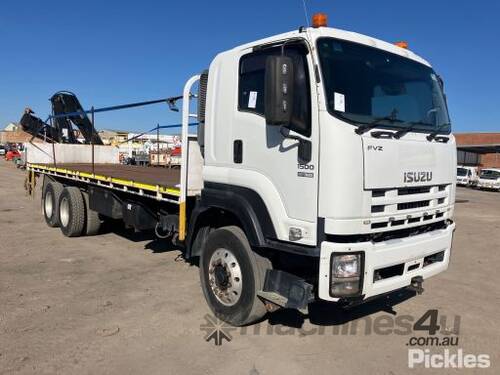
[
  {"xmin": 330, "ymin": 253, "xmax": 363, "ymax": 297},
  {"xmin": 332, "ymin": 254, "xmax": 360, "ymax": 278}
]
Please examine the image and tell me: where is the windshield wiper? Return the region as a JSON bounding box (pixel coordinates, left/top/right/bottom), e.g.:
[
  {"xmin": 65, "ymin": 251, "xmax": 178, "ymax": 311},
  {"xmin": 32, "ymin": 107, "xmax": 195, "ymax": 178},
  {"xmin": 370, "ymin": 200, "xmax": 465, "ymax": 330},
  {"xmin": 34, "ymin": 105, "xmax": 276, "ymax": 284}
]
[
  {"xmin": 354, "ymin": 110, "xmax": 402, "ymax": 135},
  {"xmin": 393, "ymin": 121, "xmax": 434, "ymax": 139},
  {"xmin": 427, "ymin": 123, "xmax": 451, "ymax": 141}
]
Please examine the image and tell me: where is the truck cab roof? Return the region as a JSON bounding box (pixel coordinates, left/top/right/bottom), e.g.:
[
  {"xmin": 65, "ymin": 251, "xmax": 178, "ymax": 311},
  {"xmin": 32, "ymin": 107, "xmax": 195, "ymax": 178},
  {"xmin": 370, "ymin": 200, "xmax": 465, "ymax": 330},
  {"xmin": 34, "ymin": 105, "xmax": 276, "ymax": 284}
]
[{"xmin": 225, "ymin": 26, "xmax": 431, "ymax": 67}]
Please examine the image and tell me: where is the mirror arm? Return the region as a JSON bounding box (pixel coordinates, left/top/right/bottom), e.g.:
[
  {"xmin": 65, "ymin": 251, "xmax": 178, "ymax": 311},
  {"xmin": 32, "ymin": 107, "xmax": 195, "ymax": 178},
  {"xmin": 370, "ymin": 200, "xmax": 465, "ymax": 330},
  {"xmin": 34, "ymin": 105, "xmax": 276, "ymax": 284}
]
[
  {"xmin": 279, "ymin": 126, "xmax": 312, "ymax": 164},
  {"xmin": 279, "ymin": 125, "xmax": 301, "ymax": 141}
]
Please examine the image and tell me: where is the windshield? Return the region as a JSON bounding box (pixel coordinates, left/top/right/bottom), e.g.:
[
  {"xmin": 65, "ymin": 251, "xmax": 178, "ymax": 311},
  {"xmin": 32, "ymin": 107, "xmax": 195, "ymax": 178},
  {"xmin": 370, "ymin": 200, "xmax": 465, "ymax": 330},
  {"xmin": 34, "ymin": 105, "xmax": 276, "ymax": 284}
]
[
  {"xmin": 480, "ymin": 170, "xmax": 500, "ymax": 179},
  {"xmin": 457, "ymin": 168, "xmax": 467, "ymax": 176},
  {"xmin": 317, "ymin": 38, "xmax": 451, "ymax": 133}
]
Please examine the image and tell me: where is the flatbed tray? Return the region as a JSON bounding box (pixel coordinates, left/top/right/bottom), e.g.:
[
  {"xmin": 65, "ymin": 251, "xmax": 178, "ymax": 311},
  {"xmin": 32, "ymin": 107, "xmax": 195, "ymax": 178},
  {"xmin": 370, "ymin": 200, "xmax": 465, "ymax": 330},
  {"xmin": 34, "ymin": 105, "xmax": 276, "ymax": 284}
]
[{"xmin": 28, "ymin": 163, "xmax": 182, "ymax": 201}]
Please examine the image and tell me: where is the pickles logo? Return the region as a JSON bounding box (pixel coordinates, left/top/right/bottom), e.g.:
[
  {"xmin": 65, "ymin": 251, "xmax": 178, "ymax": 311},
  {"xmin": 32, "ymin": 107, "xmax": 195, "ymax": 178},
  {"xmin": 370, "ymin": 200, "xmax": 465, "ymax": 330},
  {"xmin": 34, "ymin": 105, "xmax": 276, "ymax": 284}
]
[
  {"xmin": 404, "ymin": 171, "xmax": 433, "ymax": 183},
  {"xmin": 409, "ymin": 349, "xmax": 490, "ymax": 369}
]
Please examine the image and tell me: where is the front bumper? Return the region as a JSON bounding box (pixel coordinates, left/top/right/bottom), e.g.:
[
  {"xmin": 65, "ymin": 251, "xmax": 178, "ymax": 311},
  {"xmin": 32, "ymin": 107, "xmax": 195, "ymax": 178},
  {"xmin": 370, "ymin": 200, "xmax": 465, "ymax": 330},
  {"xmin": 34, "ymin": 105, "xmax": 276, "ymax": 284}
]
[
  {"xmin": 318, "ymin": 222, "xmax": 455, "ymax": 301},
  {"xmin": 477, "ymin": 181, "xmax": 500, "ymax": 189}
]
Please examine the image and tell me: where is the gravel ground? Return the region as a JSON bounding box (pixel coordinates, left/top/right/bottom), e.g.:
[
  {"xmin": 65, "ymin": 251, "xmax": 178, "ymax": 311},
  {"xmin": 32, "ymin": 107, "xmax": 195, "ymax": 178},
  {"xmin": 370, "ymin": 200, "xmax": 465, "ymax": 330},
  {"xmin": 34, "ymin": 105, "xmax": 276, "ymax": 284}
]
[{"xmin": 0, "ymin": 159, "xmax": 499, "ymax": 374}]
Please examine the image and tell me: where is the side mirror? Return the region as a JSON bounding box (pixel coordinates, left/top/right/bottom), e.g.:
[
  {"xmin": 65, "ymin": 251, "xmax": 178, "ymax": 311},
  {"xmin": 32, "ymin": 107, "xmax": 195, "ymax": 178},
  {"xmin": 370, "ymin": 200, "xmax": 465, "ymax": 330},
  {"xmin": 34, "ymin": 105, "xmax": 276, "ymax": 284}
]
[{"xmin": 264, "ymin": 55, "xmax": 295, "ymax": 126}]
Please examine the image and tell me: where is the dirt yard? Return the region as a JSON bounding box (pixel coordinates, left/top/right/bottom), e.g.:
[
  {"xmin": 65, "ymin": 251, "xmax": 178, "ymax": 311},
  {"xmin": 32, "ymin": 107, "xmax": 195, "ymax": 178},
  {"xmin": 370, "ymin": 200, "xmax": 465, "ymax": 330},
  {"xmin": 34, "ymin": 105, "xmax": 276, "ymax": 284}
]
[{"xmin": 1, "ymin": 159, "xmax": 499, "ymax": 374}]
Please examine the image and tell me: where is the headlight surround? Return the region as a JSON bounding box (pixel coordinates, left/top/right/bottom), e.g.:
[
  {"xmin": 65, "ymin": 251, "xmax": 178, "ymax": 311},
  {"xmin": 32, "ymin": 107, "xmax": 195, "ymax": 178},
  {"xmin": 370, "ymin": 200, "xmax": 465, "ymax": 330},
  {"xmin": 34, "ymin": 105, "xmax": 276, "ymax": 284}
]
[{"xmin": 330, "ymin": 252, "xmax": 364, "ymax": 297}]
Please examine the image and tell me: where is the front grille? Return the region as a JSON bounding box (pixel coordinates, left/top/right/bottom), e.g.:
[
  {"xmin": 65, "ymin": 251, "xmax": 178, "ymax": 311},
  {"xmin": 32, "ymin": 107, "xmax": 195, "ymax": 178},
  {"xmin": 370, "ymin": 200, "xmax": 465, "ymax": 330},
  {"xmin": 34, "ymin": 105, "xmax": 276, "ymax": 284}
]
[
  {"xmin": 372, "ymin": 189, "xmax": 386, "ymax": 197},
  {"xmin": 397, "ymin": 200, "xmax": 429, "ymax": 210},
  {"xmin": 369, "ymin": 184, "xmax": 450, "ymax": 232},
  {"xmin": 327, "ymin": 221, "xmax": 449, "ymax": 244},
  {"xmin": 398, "ymin": 186, "xmax": 431, "ymax": 195}
]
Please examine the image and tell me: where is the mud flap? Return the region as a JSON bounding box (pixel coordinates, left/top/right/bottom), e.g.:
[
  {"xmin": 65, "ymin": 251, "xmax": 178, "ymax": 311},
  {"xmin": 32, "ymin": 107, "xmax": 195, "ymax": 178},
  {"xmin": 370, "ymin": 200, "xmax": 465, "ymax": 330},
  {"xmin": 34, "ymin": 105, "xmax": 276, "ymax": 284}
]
[{"xmin": 257, "ymin": 270, "xmax": 314, "ymax": 314}]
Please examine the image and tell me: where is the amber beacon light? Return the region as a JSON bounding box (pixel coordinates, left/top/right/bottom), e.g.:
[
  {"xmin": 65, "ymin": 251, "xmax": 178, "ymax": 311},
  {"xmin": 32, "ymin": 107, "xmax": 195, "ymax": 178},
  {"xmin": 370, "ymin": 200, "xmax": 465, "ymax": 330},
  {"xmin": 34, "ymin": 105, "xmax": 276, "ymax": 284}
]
[
  {"xmin": 312, "ymin": 13, "xmax": 328, "ymax": 28},
  {"xmin": 394, "ymin": 41, "xmax": 409, "ymax": 49}
]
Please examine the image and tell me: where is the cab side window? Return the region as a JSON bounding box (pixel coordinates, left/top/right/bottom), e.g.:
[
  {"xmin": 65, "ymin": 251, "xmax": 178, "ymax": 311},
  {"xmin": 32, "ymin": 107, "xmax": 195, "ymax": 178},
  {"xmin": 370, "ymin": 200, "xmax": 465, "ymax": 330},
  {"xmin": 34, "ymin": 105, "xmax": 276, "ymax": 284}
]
[
  {"xmin": 239, "ymin": 52, "xmax": 268, "ymax": 115},
  {"xmin": 238, "ymin": 44, "xmax": 312, "ymax": 137}
]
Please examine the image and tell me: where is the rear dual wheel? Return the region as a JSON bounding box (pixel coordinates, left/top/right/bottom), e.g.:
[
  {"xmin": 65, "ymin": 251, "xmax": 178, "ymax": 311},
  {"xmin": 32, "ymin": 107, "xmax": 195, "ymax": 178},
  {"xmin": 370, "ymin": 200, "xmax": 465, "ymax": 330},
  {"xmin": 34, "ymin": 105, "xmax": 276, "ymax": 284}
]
[
  {"xmin": 59, "ymin": 187, "xmax": 86, "ymax": 237},
  {"xmin": 42, "ymin": 181, "xmax": 101, "ymax": 236},
  {"xmin": 42, "ymin": 181, "xmax": 63, "ymax": 227},
  {"xmin": 59, "ymin": 187, "xmax": 102, "ymax": 237}
]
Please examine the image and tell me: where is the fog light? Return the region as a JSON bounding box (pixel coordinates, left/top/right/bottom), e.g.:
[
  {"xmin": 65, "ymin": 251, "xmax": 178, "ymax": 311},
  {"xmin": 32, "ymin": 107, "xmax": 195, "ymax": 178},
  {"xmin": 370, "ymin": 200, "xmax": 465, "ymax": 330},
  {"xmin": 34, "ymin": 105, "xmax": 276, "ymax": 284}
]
[
  {"xmin": 330, "ymin": 253, "xmax": 363, "ymax": 297},
  {"xmin": 331, "ymin": 280, "xmax": 360, "ymax": 296}
]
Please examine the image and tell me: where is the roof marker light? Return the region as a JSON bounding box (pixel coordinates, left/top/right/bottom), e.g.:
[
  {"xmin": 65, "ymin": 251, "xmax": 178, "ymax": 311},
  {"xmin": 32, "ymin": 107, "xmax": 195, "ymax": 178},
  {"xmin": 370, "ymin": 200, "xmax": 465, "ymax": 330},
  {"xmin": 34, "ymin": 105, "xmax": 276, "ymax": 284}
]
[
  {"xmin": 394, "ymin": 41, "xmax": 409, "ymax": 49},
  {"xmin": 312, "ymin": 13, "xmax": 328, "ymax": 28}
]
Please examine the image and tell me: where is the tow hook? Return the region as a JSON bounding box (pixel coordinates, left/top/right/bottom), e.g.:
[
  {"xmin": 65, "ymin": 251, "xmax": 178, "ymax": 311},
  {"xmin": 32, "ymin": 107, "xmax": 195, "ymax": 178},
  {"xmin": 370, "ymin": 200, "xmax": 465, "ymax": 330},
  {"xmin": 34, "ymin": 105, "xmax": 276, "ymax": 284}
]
[{"xmin": 409, "ymin": 276, "xmax": 424, "ymax": 295}]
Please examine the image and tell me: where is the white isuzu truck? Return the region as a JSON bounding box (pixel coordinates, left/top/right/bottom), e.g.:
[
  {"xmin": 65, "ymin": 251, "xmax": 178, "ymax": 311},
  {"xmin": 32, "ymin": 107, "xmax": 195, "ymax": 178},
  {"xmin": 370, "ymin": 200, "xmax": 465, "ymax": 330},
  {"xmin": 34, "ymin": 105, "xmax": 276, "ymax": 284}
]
[{"xmin": 26, "ymin": 14, "xmax": 456, "ymax": 326}]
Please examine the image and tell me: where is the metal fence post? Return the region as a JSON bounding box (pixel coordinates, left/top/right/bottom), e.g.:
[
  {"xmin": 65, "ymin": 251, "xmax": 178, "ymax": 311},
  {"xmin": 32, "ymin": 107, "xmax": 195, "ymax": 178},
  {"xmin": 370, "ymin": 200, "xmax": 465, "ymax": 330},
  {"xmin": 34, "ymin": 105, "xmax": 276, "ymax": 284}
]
[
  {"xmin": 91, "ymin": 106, "xmax": 95, "ymax": 175},
  {"xmin": 50, "ymin": 114, "xmax": 57, "ymax": 168},
  {"xmin": 157, "ymin": 123, "xmax": 160, "ymax": 166}
]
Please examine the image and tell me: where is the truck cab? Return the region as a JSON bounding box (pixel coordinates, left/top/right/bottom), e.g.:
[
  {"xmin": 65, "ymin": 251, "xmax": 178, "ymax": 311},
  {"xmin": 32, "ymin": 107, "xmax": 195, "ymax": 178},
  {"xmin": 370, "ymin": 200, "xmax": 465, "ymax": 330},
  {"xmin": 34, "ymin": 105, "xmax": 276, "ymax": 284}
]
[
  {"xmin": 190, "ymin": 18, "xmax": 456, "ymax": 324},
  {"xmin": 456, "ymin": 166, "xmax": 478, "ymax": 186}
]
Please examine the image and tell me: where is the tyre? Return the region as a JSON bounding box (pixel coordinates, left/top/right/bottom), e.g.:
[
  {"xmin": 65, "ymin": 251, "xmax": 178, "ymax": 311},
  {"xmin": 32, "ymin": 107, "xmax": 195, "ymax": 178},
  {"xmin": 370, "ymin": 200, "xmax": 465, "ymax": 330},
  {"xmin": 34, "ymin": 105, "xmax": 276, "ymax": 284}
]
[
  {"xmin": 82, "ymin": 191, "xmax": 101, "ymax": 236},
  {"xmin": 199, "ymin": 226, "xmax": 271, "ymax": 326},
  {"xmin": 59, "ymin": 187, "xmax": 86, "ymax": 237},
  {"xmin": 42, "ymin": 180, "xmax": 63, "ymax": 227}
]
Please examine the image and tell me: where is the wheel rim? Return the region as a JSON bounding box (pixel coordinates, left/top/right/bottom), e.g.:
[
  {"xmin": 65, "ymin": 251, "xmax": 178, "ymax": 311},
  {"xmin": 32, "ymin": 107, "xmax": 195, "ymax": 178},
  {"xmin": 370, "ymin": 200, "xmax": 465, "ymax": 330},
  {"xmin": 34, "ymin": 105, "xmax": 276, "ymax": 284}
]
[
  {"xmin": 45, "ymin": 191, "xmax": 53, "ymax": 218},
  {"xmin": 60, "ymin": 196, "xmax": 70, "ymax": 227},
  {"xmin": 208, "ymin": 248, "xmax": 243, "ymax": 306}
]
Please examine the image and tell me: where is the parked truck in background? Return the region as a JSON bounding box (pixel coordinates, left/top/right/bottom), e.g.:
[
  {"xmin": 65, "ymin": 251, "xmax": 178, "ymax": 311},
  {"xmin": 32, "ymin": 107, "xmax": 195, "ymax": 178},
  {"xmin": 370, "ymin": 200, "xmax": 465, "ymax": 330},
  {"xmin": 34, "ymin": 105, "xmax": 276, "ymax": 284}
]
[
  {"xmin": 25, "ymin": 14, "xmax": 456, "ymax": 326},
  {"xmin": 456, "ymin": 166, "xmax": 478, "ymax": 187},
  {"xmin": 477, "ymin": 168, "xmax": 500, "ymax": 191}
]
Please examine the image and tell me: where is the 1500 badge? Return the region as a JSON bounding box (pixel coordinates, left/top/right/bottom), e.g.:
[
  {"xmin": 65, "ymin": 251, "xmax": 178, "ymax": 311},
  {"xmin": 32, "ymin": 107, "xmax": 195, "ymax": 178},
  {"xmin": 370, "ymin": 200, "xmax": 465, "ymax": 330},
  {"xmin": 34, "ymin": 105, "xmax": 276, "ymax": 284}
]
[
  {"xmin": 404, "ymin": 171, "xmax": 433, "ymax": 183},
  {"xmin": 298, "ymin": 163, "xmax": 314, "ymax": 178}
]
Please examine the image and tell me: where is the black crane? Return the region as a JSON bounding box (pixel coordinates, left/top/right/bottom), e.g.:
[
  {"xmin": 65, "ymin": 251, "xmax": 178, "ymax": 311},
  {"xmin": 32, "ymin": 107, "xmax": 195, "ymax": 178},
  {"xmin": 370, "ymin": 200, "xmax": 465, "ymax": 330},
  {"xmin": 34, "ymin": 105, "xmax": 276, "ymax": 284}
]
[{"xmin": 19, "ymin": 91, "xmax": 103, "ymax": 144}]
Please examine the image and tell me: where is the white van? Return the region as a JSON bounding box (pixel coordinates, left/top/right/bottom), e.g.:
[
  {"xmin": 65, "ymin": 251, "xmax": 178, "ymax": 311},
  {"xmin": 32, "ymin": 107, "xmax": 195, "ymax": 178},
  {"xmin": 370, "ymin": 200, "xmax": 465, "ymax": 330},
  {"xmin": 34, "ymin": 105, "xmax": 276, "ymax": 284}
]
[
  {"xmin": 456, "ymin": 166, "xmax": 478, "ymax": 187},
  {"xmin": 477, "ymin": 168, "xmax": 500, "ymax": 191}
]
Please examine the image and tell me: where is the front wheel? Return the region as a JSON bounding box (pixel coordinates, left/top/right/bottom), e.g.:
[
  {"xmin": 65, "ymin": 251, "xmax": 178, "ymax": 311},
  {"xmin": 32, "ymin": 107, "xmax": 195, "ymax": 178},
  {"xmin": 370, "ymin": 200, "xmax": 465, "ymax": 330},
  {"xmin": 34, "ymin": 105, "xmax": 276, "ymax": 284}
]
[{"xmin": 199, "ymin": 226, "xmax": 271, "ymax": 326}]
